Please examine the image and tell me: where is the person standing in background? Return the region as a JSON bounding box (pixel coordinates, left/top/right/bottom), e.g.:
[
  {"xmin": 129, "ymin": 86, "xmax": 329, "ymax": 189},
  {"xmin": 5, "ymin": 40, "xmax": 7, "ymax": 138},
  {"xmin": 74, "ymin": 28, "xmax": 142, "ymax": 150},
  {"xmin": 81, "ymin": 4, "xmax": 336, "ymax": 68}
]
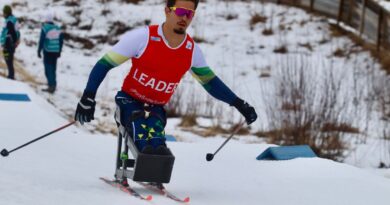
[
  {"xmin": 38, "ymin": 11, "xmax": 63, "ymax": 94},
  {"xmin": 1, "ymin": 5, "xmax": 20, "ymax": 80}
]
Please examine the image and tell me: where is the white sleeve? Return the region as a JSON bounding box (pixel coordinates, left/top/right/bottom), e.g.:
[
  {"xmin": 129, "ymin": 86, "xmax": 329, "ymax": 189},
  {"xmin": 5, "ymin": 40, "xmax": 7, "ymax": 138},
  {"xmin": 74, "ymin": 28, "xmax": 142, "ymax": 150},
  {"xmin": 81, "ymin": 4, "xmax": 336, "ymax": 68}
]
[
  {"xmin": 111, "ymin": 26, "xmax": 149, "ymax": 58},
  {"xmin": 192, "ymin": 43, "xmax": 209, "ymax": 68}
]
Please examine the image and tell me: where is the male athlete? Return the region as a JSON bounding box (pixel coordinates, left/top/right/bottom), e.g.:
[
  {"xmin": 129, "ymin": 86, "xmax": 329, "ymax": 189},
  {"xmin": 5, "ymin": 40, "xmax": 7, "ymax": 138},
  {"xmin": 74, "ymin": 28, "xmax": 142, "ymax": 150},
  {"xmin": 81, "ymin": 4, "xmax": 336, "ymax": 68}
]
[{"xmin": 75, "ymin": 0, "xmax": 257, "ymax": 155}]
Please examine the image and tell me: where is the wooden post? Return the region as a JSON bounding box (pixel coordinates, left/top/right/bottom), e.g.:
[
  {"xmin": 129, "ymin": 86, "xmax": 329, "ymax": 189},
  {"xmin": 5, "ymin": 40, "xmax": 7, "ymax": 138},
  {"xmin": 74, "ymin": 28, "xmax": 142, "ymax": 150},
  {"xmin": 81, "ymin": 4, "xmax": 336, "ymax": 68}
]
[
  {"xmin": 384, "ymin": 12, "xmax": 390, "ymax": 50},
  {"xmin": 310, "ymin": 0, "xmax": 315, "ymax": 12},
  {"xmin": 377, "ymin": 8, "xmax": 384, "ymax": 51},
  {"xmin": 337, "ymin": 0, "xmax": 345, "ymax": 25},
  {"xmin": 346, "ymin": 0, "xmax": 354, "ymax": 25},
  {"xmin": 359, "ymin": 0, "xmax": 367, "ymax": 37}
]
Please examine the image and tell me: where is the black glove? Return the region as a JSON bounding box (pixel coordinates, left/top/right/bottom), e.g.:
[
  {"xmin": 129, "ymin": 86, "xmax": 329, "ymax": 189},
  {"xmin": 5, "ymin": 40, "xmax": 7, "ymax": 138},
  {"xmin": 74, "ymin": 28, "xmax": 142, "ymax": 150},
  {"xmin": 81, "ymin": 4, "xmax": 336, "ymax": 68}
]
[
  {"xmin": 75, "ymin": 91, "xmax": 96, "ymax": 125},
  {"xmin": 232, "ymin": 97, "xmax": 257, "ymax": 125},
  {"xmin": 38, "ymin": 51, "xmax": 42, "ymax": 59}
]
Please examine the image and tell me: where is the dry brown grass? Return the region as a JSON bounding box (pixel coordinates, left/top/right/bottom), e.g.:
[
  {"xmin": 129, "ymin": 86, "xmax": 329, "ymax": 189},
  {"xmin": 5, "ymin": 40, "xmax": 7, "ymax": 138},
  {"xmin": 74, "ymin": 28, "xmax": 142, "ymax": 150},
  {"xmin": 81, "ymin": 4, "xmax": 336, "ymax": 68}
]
[
  {"xmin": 256, "ymin": 126, "xmax": 347, "ymax": 160},
  {"xmin": 260, "ymin": 54, "xmax": 355, "ymax": 161},
  {"xmin": 0, "ymin": 53, "xmax": 43, "ymax": 85},
  {"xmin": 193, "ymin": 36, "xmax": 208, "ymax": 44},
  {"xmin": 373, "ymin": 50, "xmax": 390, "ymax": 74},
  {"xmin": 329, "ymin": 23, "xmax": 390, "ymax": 74},
  {"xmin": 180, "ymin": 122, "xmax": 251, "ymax": 137},
  {"xmin": 333, "ymin": 48, "xmax": 346, "ymax": 57},
  {"xmin": 179, "ymin": 114, "xmax": 198, "ymax": 127},
  {"xmin": 201, "ymin": 125, "xmax": 229, "ymax": 137},
  {"xmin": 229, "ymin": 123, "xmax": 250, "ymax": 135},
  {"xmin": 64, "ymin": 0, "xmax": 80, "ymax": 6},
  {"xmin": 281, "ymin": 102, "xmax": 301, "ymax": 111},
  {"xmin": 298, "ymin": 42, "xmax": 313, "ymax": 51},
  {"xmin": 259, "ymin": 70, "xmax": 271, "ymax": 78},
  {"xmin": 250, "ymin": 13, "xmax": 267, "ymax": 30},
  {"xmin": 273, "ymin": 45, "xmax": 288, "ymax": 54},
  {"xmin": 321, "ymin": 122, "xmax": 360, "ymax": 133},
  {"xmin": 226, "ymin": 14, "xmax": 238, "ymax": 21},
  {"xmin": 262, "ymin": 28, "xmax": 274, "ymax": 36}
]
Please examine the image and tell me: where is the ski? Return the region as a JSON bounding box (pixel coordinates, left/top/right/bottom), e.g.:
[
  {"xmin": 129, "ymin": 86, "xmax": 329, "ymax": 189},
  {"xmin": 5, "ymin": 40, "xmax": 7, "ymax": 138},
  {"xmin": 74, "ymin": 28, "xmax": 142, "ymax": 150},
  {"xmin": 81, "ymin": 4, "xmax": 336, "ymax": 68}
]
[
  {"xmin": 136, "ymin": 182, "xmax": 190, "ymax": 203},
  {"xmin": 100, "ymin": 177, "xmax": 153, "ymax": 201}
]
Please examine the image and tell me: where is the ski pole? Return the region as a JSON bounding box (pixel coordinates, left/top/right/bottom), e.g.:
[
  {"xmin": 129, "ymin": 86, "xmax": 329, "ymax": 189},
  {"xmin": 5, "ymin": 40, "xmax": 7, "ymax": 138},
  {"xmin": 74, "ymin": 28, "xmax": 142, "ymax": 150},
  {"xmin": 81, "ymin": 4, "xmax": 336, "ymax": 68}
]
[
  {"xmin": 1, "ymin": 121, "xmax": 76, "ymax": 157},
  {"xmin": 206, "ymin": 121, "xmax": 246, "ymax": 162}
]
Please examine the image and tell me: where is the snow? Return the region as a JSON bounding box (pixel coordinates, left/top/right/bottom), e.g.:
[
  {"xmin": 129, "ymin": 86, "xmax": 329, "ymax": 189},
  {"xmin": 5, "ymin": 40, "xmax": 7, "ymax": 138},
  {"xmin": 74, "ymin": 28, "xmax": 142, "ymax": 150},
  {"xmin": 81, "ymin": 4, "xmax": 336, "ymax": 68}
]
[
  {"xmin": 1, "ymin": 77, "xmax": 390, "ymax": 205},
  {"xmin": 1, "ymin": 0, "xmax": 390, "ymax": 203},
  {"xmin": 374, "ymin": 0, "xmax": 390, "ymax": 11},
  {"xmin": 1, "ymin": 1, "xmax": 388, "ymax": 167}
]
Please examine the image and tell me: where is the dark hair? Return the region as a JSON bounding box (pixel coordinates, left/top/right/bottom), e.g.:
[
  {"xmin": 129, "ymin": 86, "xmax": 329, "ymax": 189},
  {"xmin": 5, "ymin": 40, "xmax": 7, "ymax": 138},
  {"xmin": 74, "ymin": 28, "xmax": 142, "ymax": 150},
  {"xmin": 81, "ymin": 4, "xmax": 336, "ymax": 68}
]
[
  {"xmin": 166, "ymin": 0, "xmax": 199, "ymax": 9},
  {"xmin": 3, "ymin": 5, "xmax": 12, "ymax": 16}
]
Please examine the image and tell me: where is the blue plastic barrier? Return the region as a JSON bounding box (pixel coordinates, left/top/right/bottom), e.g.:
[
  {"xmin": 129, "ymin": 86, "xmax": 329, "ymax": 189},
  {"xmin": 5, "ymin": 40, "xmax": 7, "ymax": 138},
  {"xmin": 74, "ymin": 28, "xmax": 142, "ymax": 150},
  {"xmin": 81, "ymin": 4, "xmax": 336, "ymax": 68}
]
[
  {"xmin": 0, "ymin": 93, "xmax": 31, "ymax": 102},
  {"xmin": 257, "ymin": 145, "xmax": 317, "ymax": 160},
  {"xmin": 165, "ymin": 135, "xmax": 177, "ymax": 142}
]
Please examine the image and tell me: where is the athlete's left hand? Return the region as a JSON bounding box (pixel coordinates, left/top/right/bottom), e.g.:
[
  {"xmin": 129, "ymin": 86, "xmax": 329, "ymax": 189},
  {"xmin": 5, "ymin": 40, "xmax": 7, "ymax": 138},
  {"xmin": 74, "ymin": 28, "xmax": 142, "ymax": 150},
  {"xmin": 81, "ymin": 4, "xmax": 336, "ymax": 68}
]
[{"xmin": 232, "ymin": 97, "xmax": 257, "ymax": 125}]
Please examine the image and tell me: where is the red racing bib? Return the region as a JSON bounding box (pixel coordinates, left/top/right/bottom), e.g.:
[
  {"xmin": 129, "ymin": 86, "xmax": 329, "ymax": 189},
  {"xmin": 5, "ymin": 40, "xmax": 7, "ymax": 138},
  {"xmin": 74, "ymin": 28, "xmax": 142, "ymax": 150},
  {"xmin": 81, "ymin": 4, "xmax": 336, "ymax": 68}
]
[{"xmin": 122, "ymin": 25, "xmax": 194, "ymax": 105}]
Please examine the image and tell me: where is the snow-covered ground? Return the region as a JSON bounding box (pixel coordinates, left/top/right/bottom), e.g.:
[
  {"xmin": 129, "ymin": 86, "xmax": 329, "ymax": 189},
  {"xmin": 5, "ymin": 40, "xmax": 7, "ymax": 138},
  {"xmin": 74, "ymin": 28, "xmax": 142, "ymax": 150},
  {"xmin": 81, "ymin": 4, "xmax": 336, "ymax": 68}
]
[
  {"xmin": 0, "ymin": 0, "xmax": 383, "ymax": 126},
  {"xmin": 1, "ymin": 77, "xmax": 390, "ymax": 205},
  {"xmin": 1, "ymin": 0, "xmax": 389, "ymax": 175},
  {"xmin": 375, "ymin": 0, "xmax": 390, "ymax": 11}
]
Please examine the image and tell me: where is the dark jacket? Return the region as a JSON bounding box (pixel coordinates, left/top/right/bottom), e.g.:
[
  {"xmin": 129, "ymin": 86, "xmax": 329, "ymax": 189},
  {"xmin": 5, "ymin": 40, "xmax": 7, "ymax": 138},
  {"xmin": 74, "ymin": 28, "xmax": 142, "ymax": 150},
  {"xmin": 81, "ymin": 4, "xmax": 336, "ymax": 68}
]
[{"xmin": 2, "ymin": 16, "xmax": 18, "ymax": 53}]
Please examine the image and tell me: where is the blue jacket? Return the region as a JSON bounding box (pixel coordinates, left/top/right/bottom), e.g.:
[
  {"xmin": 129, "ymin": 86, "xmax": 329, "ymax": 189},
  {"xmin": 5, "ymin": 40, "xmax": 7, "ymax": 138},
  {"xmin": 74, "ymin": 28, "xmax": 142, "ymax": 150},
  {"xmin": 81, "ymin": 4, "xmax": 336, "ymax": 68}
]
[
  {"xmin": 38, "ymin": 22, "xmax": 64, "ymax": 54},
  {"xmin": 1, "ymin": 15, "xmax": 19, "ymax": 52}
]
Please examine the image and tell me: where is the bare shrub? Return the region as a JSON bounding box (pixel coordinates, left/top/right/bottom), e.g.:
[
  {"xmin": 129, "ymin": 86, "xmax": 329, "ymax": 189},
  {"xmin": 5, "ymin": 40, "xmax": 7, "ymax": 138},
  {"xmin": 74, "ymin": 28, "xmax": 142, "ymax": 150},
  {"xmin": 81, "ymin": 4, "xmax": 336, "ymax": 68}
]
[
  {"xmin": 11, "ymin": 2, "xmax": 28, "ymax": 8},
  {"xmin": 273, "ymin": 45, "xmax": 288, "ymax": 54},
  {"xmin": 321, "ymin": 123, "xmax": 359, "ymax": 133},
  {"xmin": 250, "ymin": 13, "xmax": 267, "ymax": 30},
  {"xmin": 262, "ymin": 28, "xmax": 274, "ymax": 36},
  {"xmin": 63, "ymin": 32, "xmax": 94, "ymax": 49},
  {"xmin": 259, "ymin": 66, "xmax": 271, "ymax": 78},
  {"xmin": 79, "ymin": 24, "xmax": 93, "ymax": 31},
  {"xmin": 201, "ymin": 125, "xmax": 229, "ymax": 137},
  {"xmin": 230, "ymin": 123, "xmax": 250, "ymax": 135},
  {"xmin": 109, "ymin": 21, "xmax": 132, "ymax": 36},
  {"xmin": 226, "ymin": 14, "xmax": 238, "ymax": 21},
  {"xmin": 193, "ymin": 36, "xmax": 208, "ymax": 44},
  {"xmin": 64, "ymin": 0, "xmax": 80, "ymax": 7},
  {"xmin": 262, "ymin": 54, "xmax": 353, "ymax": 161},
  {"xmin": 179, "ymin": 114, "xmax": 198, "ymax": 127},
  {"xmin": 333, "ymin": 48, "xmax": 346, "ymax": 57},
  {"xmin": 69, "ymin": 9, "xmax": 82, "ymax": 27},
  {"xmin": 102, "ymin": 9, "xmax": 111, "ymax": 16},
  {"xmin": 377, "ymin": 51, "xmax": 390, "ymax": 74},
  {"xmin": 318, "ymin": 37, "xmax": 330, "ymax": 44},
  {"xmin": 329, "ymin": 22, "xmax": 390, "ymax": 74},
  {"xmin": 251, "ymin": 13, "xmax": 267, "ymax": 24},
  {"xmin": 298, "ymin": 42, "xmax": 313, "ymax": 51}
]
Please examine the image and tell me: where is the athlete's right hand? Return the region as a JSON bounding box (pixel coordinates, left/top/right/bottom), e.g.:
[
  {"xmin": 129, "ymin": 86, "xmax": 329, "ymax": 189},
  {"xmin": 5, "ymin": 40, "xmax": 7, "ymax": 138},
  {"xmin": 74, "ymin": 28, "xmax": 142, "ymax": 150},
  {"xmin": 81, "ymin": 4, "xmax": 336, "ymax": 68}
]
[
  {"xmin": 75, "ymin": 91, "xmax": 96, "ymax": 125},
  {"xmin": 232, "ymin": 97, "xmax": 257, "ymax": 125}
]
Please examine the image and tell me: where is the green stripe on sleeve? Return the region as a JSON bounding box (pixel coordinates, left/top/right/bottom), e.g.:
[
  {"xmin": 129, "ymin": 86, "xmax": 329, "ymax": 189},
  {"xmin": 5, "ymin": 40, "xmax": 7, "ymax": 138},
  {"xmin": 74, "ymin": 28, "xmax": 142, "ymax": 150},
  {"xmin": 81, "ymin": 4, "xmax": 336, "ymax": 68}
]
[
  {"xmin": 99, "ymin": 51, "xmax": 129, "ymax": 68},
  {"xmin": 190, "ymin": 66, "xmax": 216, "ymax": 85}
]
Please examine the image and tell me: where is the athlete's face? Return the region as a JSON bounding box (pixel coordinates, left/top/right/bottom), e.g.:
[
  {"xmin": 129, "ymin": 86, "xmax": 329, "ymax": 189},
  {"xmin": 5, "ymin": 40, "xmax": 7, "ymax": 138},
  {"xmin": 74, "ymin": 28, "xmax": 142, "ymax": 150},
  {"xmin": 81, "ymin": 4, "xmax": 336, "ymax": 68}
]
[{"xmin": 165, "ymin": 1, "xmax": 195, "ymax": 35}]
